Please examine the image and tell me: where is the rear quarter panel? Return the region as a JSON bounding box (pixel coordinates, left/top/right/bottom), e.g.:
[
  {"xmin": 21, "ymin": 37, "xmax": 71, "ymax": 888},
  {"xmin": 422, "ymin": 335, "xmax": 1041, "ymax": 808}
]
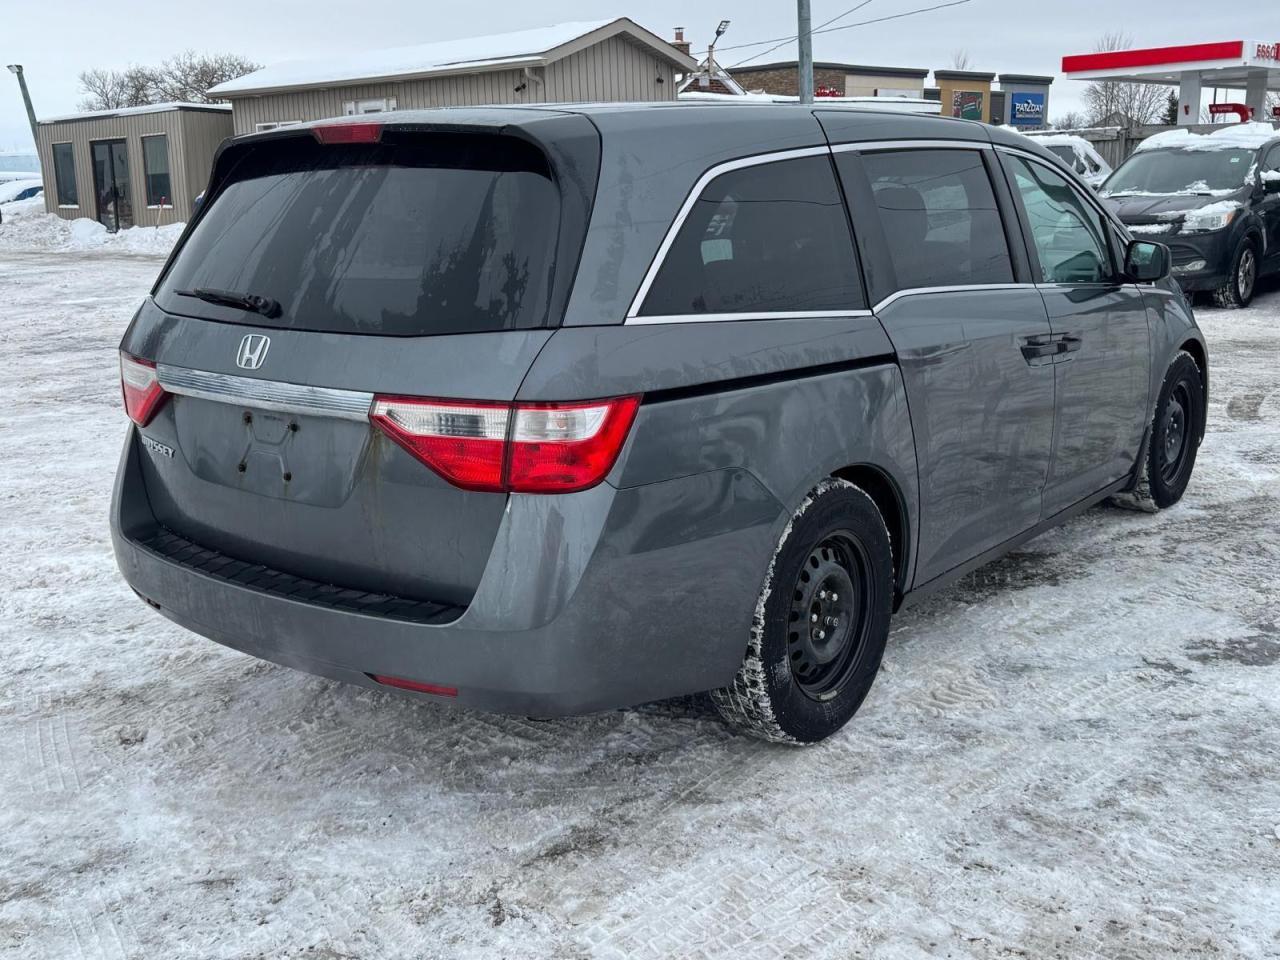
[{"xmin": 519, "ymin": 318, "xmax": 921, "ymax": 592}]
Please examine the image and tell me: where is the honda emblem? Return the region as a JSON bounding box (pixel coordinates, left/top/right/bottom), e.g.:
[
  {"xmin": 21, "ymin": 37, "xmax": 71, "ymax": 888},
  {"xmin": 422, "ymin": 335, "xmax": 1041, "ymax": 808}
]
[{"xmin": 235, "ymin": 334, "xmax": 270, "ymax": 370}]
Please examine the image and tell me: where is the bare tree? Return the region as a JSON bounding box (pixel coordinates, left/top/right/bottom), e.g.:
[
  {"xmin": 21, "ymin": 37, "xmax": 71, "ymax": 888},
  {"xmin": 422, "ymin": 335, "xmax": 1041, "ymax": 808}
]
[
  {"xmin": 78, "ymin": 66, "xmax": 154, "ymax": 110},
  {"xmin": 950, "ymin": 49, "xmax": 972, "ymax": 71},
  {"xmin": 1051, "ymin": 110, "xmax": 1089, "ymax": 131},
  {"xmin": 1080, "ymin": 32, "xmax": 1169, "ymax": 125},
  {"xmin": 77, "ymin": 52, "xmax": 259, "ymax": 110},
  {"xmin": 148, "ymin": 52, "xmax": 261, "ymax": 103}
]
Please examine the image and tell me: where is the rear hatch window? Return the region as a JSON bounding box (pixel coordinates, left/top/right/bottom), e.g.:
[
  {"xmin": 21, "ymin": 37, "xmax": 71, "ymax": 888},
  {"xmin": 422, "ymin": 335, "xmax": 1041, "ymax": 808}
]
[{"xmin": 155, "ymin": 134, "xmax": 561, "ymax": 336}]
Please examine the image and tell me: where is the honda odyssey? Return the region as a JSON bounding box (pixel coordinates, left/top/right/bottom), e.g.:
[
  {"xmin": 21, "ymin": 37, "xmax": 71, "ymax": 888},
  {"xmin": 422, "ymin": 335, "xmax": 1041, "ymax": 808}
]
[{"xmin": 111, "ymin": 104, "xmax": 1207, "ymax": 743}]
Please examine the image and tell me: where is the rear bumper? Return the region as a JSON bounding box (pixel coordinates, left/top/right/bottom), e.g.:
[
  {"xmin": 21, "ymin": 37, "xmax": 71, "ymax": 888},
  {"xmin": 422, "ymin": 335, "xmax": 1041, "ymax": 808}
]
[{"xmin": 111, "ymin": 429, "xmax": 783, "ymax": 716}]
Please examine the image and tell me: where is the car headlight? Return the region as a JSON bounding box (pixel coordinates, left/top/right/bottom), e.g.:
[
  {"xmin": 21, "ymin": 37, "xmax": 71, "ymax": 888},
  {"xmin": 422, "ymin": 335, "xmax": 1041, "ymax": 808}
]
[{"xmin": 1180, "ymin": 209, "xmax": 1238, "ymax": 234}]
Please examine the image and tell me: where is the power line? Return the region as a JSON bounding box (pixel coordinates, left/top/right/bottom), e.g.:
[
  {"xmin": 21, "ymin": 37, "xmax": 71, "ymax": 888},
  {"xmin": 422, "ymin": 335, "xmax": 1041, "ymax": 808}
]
[
  {"xmin": 731, "ymin": 0, "xmax": 875, "ymax": 70},
  {"xmin": 725, "ymin": 0, "xmax": 974, "ymax": 68}
]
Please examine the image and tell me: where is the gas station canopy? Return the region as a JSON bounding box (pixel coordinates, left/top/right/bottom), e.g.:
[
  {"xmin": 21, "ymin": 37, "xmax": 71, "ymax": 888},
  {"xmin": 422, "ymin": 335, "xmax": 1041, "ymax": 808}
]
[{"xmin": 1062, "ymin": 40, "xmax": 1280, "ymax": 125}]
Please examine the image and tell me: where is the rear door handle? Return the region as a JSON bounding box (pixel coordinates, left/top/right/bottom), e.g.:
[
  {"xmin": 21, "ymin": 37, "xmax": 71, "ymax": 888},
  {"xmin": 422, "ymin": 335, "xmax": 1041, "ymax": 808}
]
[
  {"xmin": 1020, "ymin": 335, "xmax": 1059, "ymax": 363},
  {"xmin": 1021, "ymin": 334, "xmax": 1082, "ymax": 365}
]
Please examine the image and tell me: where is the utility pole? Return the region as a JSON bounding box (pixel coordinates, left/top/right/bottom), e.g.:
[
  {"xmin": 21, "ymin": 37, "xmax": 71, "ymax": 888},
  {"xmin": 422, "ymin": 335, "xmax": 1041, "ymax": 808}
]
[
  {"xmin": 6, "ymin": 65, "xmax": 39, "ymax": 149},
  {"xmin": 797, "ymin": 0, "xmax": 814, "ymax": 104}
]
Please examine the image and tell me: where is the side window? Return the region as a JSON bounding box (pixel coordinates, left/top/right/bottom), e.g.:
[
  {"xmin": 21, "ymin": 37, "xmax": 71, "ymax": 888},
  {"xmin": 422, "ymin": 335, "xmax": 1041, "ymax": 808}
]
[
  {"xmin": 141, "ymin": 135, "xmax": 172, "ymax": 207},
  {"xmin": 1263, "ymin": 145, "xmax": 1280, "ymax": 177},
  {"xmin": 1006, "ymin": 155, "xmax": 1113, "ymax": 284},
  {"xmin": 52, "ymin": 142, "xmax": 78, "ymax": 206},
  {"xmin": 854, "ymin": 149, "xmax": 1014, "ymax": 290},
  {"xmin": 639, "ymin": 155, "xmax": 865, "ymax": 316}
]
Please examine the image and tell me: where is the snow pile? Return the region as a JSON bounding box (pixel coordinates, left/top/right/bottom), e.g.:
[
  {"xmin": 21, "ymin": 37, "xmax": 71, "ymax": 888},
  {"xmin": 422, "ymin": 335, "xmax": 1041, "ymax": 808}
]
[
  {"xmin": 0, "ymin": 205, "xmax": 183, "ymax": 255},
  {"xmin": 1136, "ymin": 121, "xmax": 1280, "ymax": 153}
]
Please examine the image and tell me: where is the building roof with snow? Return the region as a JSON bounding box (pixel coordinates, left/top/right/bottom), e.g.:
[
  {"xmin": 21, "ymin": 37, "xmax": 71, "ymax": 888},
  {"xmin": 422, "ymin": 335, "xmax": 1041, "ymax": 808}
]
[
  {"xmin": 209, "ymin": 18, "xmax": 698, "ymax": 98},
  {"xmin": 38, "ymin": 102, "xmax": 231, "ymax": 124}
]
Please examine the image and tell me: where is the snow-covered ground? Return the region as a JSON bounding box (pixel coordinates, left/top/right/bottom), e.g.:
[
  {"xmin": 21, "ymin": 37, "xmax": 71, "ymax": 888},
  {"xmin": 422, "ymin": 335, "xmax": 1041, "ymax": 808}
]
[{"xmin": 1, "ymin": 249, "xmax": 1278, "ymax": 959}]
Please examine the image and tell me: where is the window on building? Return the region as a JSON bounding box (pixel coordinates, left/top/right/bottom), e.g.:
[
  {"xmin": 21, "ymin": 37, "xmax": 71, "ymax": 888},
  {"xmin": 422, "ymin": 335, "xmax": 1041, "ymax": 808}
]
[
  {"xmin": 141, "ymin": 135, "xmax": 172, "ymax": 206},
  {"xmin": 852, "ymin": 149, "xmax": 1014, "ymax": 290},
  {"xmin": 344, "ymin": 98, "xmax": 397, "ymax": 116},
  {"xmin": 639, "ymin": 155, "xmax": 865, "ymax": 316},
  {"xmin": 1005, "ymin": 155, "xmax": 1113, "ymax": 284},
  {"xmin": 52, "ymin": 142, "xmax": 78, "ymax": 206},
  {"xmin": 254, "ymin": 121, "xmax": 303, "ymax": 132}
]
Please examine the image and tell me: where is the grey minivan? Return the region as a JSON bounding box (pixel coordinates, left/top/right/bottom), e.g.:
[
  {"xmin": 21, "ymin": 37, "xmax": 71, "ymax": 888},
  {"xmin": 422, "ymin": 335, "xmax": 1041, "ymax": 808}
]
[{"xmin": 111, "ymin": 104, "xmax": 1207, "ymax": 743}]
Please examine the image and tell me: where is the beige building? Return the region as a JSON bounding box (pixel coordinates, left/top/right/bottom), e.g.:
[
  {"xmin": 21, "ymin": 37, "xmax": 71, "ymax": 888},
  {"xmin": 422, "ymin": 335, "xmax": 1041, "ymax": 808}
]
[
  {"xmin": 933, "ymin": 70, "xmax": 996, "ymax": 122},
  {"xmin": 36, "ymin": 103, "xmax": 232, "ymax": 229},
  {"xmin": 209, "ymin": 18, "xmax": 698, "ymax": 136},
  {"xmin": 727, "ymin": 61, "xmax": 929, "ymax": 98}
]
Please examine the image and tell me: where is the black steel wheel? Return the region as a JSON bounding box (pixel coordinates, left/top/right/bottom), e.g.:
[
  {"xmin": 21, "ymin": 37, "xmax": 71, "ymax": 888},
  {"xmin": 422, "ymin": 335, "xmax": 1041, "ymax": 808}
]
[
  {"xmin": 1145, "ymin": 350, "xmax": 1205, "ymax": 509},
  {"xmin": 711, "ymin": 479, "xmax": 894, "ymax": 744},
  {"xmin": 787, "ymin": 533, "xmax": 874, "ymax": 701}
]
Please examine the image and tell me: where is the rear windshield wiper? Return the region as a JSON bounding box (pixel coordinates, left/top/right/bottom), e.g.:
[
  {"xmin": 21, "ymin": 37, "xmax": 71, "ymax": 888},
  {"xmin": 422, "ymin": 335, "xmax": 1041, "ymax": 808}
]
[{"xmin": 175, "ymin": 287, "xmax": 281, "ymax": 319}]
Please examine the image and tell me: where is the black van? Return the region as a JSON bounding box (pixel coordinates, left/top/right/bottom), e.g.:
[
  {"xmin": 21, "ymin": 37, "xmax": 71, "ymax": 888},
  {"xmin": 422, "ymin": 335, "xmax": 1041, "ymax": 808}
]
[{"xmin": 1101, "ymin": 123, "xmax": 1280, "ymax": 307}]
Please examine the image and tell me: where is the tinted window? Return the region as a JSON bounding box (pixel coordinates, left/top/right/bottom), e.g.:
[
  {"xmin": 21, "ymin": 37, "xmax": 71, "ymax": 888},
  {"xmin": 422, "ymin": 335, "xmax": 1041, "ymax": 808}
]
[
  {"xmin": 1007, "ymin": 156, "xmax": 1113, "ymax": 284},
  {"xmin": 858, "ymin": 149, "xmax": 1014, "ymax": 290},
  {"xmin": 142, "ymin": 135, "xmax": 171, "ymax": 206},
  {"xmin": 52, "ymin": 142, "xmax": 77, "ymax": 206},
  {"xmin": 640, "ymin": 155, "xmax": 864, "ymax": 316},
  {"xmin": 156, "ymin": 135, "xmax": 560, "ymax": 336}
]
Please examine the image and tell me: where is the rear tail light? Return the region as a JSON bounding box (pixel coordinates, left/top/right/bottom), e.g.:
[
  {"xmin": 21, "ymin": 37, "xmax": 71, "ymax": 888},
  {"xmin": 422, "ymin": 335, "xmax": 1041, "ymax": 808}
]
[
  {"xmin": 370, "ymin": 395, "xmax": 640, "ymax": 494},
  {"xmin": 120, "ymin": 352, "xmax": 168, "ymax": 426}
]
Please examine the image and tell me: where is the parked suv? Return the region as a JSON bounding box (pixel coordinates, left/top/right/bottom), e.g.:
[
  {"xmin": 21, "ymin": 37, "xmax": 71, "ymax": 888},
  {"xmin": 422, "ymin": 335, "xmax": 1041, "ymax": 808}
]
[
  {"xmin": 1100, "ymin": 122, "xmax": 1280, "ymax": 308},
  {"xmin": 112, "ymin": 105, "xmax": 1207, "ymax": 743}
]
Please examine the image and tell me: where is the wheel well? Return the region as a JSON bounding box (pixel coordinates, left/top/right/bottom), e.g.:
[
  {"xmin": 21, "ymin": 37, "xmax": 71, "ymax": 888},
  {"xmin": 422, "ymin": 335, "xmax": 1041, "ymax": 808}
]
[
  {"xmin": 1177, "ymin": 337, "xmax": 1209, "ymax": 439},
  {"xmin": 831, "ymin": 464, "xmax": 909, "ymax": 603}
]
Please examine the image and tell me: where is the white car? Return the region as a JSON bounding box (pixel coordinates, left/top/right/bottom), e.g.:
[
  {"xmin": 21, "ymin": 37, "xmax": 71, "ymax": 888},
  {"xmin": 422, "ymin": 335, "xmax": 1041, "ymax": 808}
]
[
  {"xmin": 1022, "ymin": 132, "xmax": 1113, "ymax": 189},
  {"xmin": 0, "ymin": 177, "xmax": 43, "ymax": 204}
]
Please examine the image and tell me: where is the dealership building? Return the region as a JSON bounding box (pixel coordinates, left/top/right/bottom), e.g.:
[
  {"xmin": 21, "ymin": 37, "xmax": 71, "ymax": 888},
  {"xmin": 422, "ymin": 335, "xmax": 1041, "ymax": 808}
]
[
  {"xmin": 35, "ymin": 103, "xmax": 232, "ymax": 230},
  {"xmin": 208, "ymin": 18, "xmax": 696, "ymax": 136}
]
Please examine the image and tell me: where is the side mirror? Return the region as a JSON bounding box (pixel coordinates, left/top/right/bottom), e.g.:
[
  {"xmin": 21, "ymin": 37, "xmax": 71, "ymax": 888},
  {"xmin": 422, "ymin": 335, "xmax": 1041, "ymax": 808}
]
[
  {"xmin": 1125, "ymin": 239, "xmax": 1171, "ymax": 283},
  {"xmin": 1263, "ymin": 174, "xmax": 1280, "ymax": 195}
]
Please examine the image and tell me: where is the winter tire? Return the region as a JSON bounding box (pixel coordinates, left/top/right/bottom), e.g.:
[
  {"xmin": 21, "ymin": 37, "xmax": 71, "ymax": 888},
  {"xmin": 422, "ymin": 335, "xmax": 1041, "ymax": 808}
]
[
  {"xmin": 1212, "ymin": 237, "xmax": 1258, "ymax": 309},
  {"xmin": 711, "ymin": 479, "xmax": 894, "ymax": 744},
  {"xmin": 1113, "ymin": 350, "xmax": 1204, "ymax": 512}
]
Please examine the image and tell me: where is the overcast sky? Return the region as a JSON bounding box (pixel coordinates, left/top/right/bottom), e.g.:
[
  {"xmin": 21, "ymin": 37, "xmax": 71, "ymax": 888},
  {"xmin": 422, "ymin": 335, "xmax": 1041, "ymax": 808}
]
[{"xmin": 0, "ymin": 0, "xmax": 1256, "ymax": 152}]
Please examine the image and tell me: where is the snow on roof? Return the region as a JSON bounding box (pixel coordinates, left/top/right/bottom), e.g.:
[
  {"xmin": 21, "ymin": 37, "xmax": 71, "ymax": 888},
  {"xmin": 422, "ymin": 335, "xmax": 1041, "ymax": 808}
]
[
  {"xmin": 210, "ymin": 19, "xmax": 656, "ymax": 96},
  {"xmin": 40, "ymin": 102, "xmax": 231, "ymax": 124},
  {"xmin": 1136, "ymin": 121, "xmax": 1280, "ymax": 153}
]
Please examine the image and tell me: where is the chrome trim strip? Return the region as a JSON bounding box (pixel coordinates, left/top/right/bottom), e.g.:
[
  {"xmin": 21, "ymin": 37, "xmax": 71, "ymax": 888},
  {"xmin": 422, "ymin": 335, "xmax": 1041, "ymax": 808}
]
[
  {"xmin": 830, "ymin": 139, "xmax": 991, "ymax": 154},
  {"xmin": 624, "ymin": 145, "xmax": 833, "ymax": 321},
  {"xmin": 157, "ymin": 364, "xmax": 374, "ymax": 421},
  {"xmin": 872, "ymin": 283, "xmax": 1036, "ymax": 312},
  {"xmin": 627, "ymin": 309, "xmax": 875, "ymax": 326}
]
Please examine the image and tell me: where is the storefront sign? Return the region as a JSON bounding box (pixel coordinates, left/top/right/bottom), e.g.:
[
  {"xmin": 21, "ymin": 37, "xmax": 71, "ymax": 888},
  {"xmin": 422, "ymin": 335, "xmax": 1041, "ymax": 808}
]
[
  {"xmin": 1009, "ymin": 92, "xmax": 1047, "ymax": 126},
  {"xmin": 952, "ymin": 91, "xmax": 984, "ymax": 121}
]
